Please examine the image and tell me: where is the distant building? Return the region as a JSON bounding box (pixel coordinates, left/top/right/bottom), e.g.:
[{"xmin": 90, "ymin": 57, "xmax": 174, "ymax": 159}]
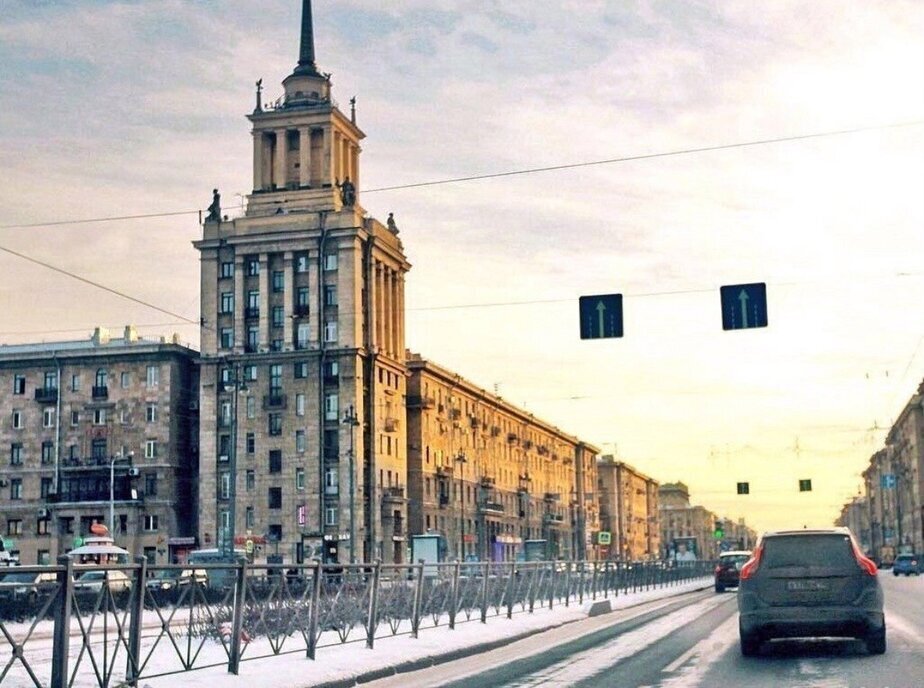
[
  {"xmin": 596, "ymin": 456, "xmax": 659, "ymax": 561},
  {"xmin": 658, "ymin": 482, "xmax": 717, "ymax": 560},
  {"xmin": 0, "ymin": 327, "xmax": 199, "ymax": 565},
  {"xmin": 835, "ymin": 495, "xmax": 870, "ymax": 552},
  {"xmin": 406, "ymin": 354, "xmax": 599, "ymax": 561}
]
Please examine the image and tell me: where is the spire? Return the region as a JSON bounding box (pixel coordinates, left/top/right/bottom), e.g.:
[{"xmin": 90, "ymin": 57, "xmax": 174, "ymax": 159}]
[{"xmin": 293, "ymin": 0, "xmax": 321, "ymax": 77}]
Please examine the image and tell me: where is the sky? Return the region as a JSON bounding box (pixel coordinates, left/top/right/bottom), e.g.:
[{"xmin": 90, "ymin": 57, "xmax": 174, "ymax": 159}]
[{"xmin": 2, "ymin": 1, "xmax": 924, "ymax": 534}]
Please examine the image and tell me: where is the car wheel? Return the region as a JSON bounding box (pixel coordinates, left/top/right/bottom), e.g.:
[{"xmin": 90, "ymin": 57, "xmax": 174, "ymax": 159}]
[
  {"xmin": 893, "ymin": 570, "xmax": 899, "ymax": 576},
  {"xmin": 740, "ymin": 630, "xmax": 760, "ymax": 657},
  {"xmin": 865, "ymin": 628, "xmax": 886, "ymax": 655}
]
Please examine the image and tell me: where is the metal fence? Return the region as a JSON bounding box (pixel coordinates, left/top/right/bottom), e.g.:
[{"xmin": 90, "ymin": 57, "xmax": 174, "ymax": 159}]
[{"xmin": 0, "ymin": 557, "xmax": 713, "ymax": 688}]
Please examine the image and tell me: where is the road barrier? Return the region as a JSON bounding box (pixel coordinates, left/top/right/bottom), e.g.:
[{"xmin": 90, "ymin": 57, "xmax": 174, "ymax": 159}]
[{"xmin": 0, "ymin": 557, "xmax": 713, "ymax": 687}]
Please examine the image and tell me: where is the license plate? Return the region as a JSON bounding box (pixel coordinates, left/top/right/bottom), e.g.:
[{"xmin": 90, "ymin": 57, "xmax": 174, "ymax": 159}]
[{"xmin": 786, "ymin": 580, "xmax": 828, "ymax": 591}]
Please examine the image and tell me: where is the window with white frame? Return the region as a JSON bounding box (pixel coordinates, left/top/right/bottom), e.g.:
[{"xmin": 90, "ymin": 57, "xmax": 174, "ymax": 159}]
[
  {"xmin": 324, "ymin": 321, "xmax": 337, "ymax": 343},
  {"xmin": 324, "ymin": 393, "xmax": 338, "ymax": 421},
  {"xmin": 145, "ymin": 440, "xmax": 157, "ymax": 459},
  {"xmin": 324, "ymin": 252, "xmax": 338, "ymax": 271},
  {"xmin": 245, "ymin": 506, "xmax": 255, "ymax": 529},
  {"xmin": 71, "ymin": 374, "xmax": 81, "ymax": 391},
  {"xmin": 143, "ymin": 515, "xmax": 159, "ymax": 532},
  {"xmin": 220, "ymin": 261, "xmax": 234, "ymax": 279},
  {"xmin": 146, "ymin": 365, "xmax": 159, "ymax": 388},
  {"xmin": 120, "ymin": 371, "xmax": 130, "ymax": 388},
  {"xmin": 11, "ymin": 410, "xmax": 22, "ymax": 429},
  {"xmin": 246, "ymin": 396, "xmax": 256, "ymax": 419},
  {"xmin": 42, "ymin": 407, "xmax": 56, "ymax": 428},
  {"xmin": 146, "ymin": 404, "xmax": 157, "ymax": 423},
  {"xmin": 93, "ymin": 408, "xmax": 106, "ymax": 425},
  {"xmin": 295, "ymin": 393, "xmax": 306, "ymax": 417},
  {"xmin": 295, "ymin": 467, "xmax": 305, "ymax": 491},
  {"xmin": 324, "ymin": 507, "xmax": 338, "ymax": 526},
  {"xmin": 295, "ymin": 429, "xmax": 306, "ymax": 453},
  {"xmin": 219, "ymin": 473, "xmax": 230, "ymax": 500},
  {"xmin": 324, "ymin": 468, "xmax": 338, "ymax": 494},
  {"xmin": 71, "ymin": 411, "xmax": 79, "ymax": 426},
  {"xmin": 12, "ymin": 375, "xmax": 25, "ymax": 395},
  {"xmin": 220, "ymin": 292, "xmax": 234, "ymax": 314}
]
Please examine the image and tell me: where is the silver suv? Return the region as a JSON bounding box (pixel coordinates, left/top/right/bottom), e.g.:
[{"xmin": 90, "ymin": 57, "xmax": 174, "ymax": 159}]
[{"xmin": 737, "ymin": 527, "xmax": 884, "ymax": 656}]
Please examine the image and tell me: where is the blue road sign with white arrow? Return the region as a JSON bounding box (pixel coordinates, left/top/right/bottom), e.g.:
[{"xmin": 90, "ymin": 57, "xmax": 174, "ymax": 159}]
[
  {"xmin": 579, "ymin": 294, "xmax": 623, "ymax": 339},
  {"xmin": 720, "ymin": 282, "xmax": 768, "ymax": 331}
]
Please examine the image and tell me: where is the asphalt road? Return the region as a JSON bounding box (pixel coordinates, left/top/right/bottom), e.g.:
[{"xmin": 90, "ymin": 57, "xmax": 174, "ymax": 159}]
[{"xmin": 363, "ymin": 573, "xmax": 924, "ymax": 688}]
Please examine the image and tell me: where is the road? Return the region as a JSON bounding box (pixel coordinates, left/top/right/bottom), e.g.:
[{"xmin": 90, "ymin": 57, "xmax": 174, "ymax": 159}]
[{"xmin": 363, "ymin": 574, "xmax": 924, "ymax": 688}]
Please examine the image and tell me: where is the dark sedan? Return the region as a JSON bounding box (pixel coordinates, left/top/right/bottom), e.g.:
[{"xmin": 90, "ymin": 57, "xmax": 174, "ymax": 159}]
[{"xmin": 714, "ymin": 550, "xmax": 752, "ymax": 592}]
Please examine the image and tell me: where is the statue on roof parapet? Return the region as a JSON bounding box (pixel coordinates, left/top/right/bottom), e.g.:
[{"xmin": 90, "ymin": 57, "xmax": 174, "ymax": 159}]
[
  {"xmin": 336, "ymin": 177, "xmax": 356, "ymax": 207},
  {"xmin": 206, "ymin": 189, "xmax": 221, "ymax": 222}
]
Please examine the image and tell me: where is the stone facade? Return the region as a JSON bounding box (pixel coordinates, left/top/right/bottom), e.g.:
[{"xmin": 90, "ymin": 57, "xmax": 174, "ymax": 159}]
[
  {"xmin": 0, "ymin": 327, "xmax": 198, "ymax": 565},
  {"xmin": 406, "ymin": 354, "xmax": 599, "ymax": 562},
  {"xmin": 658, "ymin": 482, "xmax": 717, "ymax": 560},
  {"xmin": 596, "ymin": 456, "xmax": 660, "ymax": 561},
  {"xmin": 193, "ymin": 6, "xmax": 410, "ymax": 565}
]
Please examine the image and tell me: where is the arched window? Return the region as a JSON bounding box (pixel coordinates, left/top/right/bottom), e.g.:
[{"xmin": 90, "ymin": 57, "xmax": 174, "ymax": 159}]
[{"xmin": 95, "ymin": 368, "xmax": 108, "ymax": 388}]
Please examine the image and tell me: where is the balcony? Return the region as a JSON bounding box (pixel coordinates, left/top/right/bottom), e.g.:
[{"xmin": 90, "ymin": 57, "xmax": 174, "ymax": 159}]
[
  {"xmin": 383, "ymin": 417, "xmax": 400, "ymax": 433},
  {"xmin": 323, "ymin": 448, "xmax": 339, "ymax": 461},
  {"xmin": 480, "ymin": 501, "xmax": 505, "ymax": 515},
  {"xmin": 294, "ymin": 304, "xmax": 310, "ymax": 318},
  {"xmin": 245, "ymin": 307, "xmax": 260, "ymax": 319},
  {"xmin": 383, "ymin": 486, "xmax": 405, "ymax": 502},
  {"xmin": 91, "ymin": 385, "xmax": 108, "ymax": 401},
  {"xmin": 543, "ymin": 513, "xmax": 565, "ymax": 525},
  {"xmin": 34, "ymin": 387, "xmax": 58, "ymax": 403},
  {"xmin": 324, "ymin": 484, "xmax": 339, "ymax": 496},
  {"xmin": 263, "ymin": 393, "xmax": 287, "ymax": 410},
  {"xmin": 507, "ymin": 433, "xmax": 519, "ymax": 444},
  {"xmin": 295, "ymin": 339, "xmax": 313, "ymax": 351}
]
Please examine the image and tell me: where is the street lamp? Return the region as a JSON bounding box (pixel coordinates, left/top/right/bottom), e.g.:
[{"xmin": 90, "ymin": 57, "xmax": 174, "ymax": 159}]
[
  {"xmin": 342, "ymin": 405, "xmax": 360, "ymax": 564},
  {"xmin": 109, "ymin": 451, "xmax": 134, "ymax": 535},
  {"xmin": 455, "ymin": 452, "xmax": 467, "ymax": 560}
]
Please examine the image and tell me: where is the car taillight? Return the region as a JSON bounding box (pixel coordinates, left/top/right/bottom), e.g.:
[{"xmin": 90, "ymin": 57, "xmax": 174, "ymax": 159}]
[
  {"xmin": 714, "ymin": 565, "xmax": 722, "ymax": 575},
  {"xmin": 739, "ymin": 545, "xmax": 762, "ymax": 580},
  {"xmin": 851, "ymin": 541, "xmax": 877, "ymax": 576}
]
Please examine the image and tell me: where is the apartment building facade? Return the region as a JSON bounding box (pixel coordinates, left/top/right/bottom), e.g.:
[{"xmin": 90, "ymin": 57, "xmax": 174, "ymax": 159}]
[
  {"xmin": 596, "ymin": 456, "xmax": 660, "ymax": 561},
  {"xmin": 406, "ymin": 354, "xmax": 600, "ymax": 562},
  {"xmin": 0, "ymin": 327, "xmax": 199, "ymax": 565},
  {"xmin": 194, "ymin": 2, "xmax": 410, "ymax": 565}
]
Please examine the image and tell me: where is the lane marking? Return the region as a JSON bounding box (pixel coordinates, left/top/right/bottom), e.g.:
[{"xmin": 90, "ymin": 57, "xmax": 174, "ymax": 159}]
[{"xmin": 659, "ymin": 614, "xmax": 738, "ymax": 687}]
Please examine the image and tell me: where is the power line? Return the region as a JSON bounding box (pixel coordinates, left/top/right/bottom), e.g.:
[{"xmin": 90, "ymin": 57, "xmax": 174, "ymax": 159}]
[
  {"xmin": 364, "ymin": 119, "xmax": 924, "ymax": 194},
  {"xmin": 2, "ymin": 119, "xmax": 923, "ymax": 231},
  {"xmin": 0, "ymin": 244, "xmax": 199, "ymax": 324}
]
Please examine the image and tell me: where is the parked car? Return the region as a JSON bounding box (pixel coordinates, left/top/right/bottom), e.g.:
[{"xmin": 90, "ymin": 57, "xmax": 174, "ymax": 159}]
[
  {"xmin": 0, "ymin": 570, "xmax": 58, "ymax": 603},
  {"xmin": 714, "ymin": 550, "xmax": 752, "ymax": 592},
  {"xmin": 73, "ymin": 569, "xmax": 132, "ymax": 593},
  {"xmin": 737, "ymin": 527, "xmax": 885, "ymax": 656},
  {"xmin": 892, "ymin": 553, "xmax": 920, "ymax": 576},
  {"xmin": 145, "ymin": 568, "xmax": 208, "ymax": 592}
]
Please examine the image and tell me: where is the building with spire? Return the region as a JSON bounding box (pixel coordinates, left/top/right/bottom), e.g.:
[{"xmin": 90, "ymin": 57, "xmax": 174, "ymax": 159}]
[{"xmin": 194, "ymin": 0, "xmax": 410, "ymax": 565}]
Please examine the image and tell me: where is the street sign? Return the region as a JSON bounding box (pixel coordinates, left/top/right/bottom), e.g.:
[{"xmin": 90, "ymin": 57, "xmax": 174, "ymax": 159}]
[
  {"xmin": 720, "ymin": 282, "xmax": 768, "ymax": 331},
  {"xmin": 799, "ymin": 479, "xmax": 812, "ymax": 492},
  {"xmin": 245, "ymin": 538, "xmax": 254, "ymax": 554},
  {"xmin": 880, "ymin": 474, "xmax": 896, "ymax": 489},
  {"xmin": 736, "ymin": 482, "xmax": 750, "ymax": 495},
  {"xmin": 579, "ymin": 294, "xmax": 623, "ymax": 339},
  {"xmin": 597, "ymin": 531, "xmax": 612, "ymax": 545}
]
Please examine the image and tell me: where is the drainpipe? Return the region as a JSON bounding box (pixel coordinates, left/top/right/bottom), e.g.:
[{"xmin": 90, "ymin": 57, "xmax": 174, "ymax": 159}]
[
  {"xmin": 53, "ymin": 355, "xmax": 62, "ymax": 494},
  {"xmin": 364, "ymin": 234, "xmax": 378, "ymax": 562},
  {"xmin": 316, "ymin": 211, "xmax": 329, "ymax": 542}
]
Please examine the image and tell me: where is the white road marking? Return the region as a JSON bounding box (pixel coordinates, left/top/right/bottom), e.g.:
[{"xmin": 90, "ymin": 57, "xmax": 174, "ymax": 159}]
[{"xmin": 658, "ymin": 614, "xmax": 738, "ymax": 687}]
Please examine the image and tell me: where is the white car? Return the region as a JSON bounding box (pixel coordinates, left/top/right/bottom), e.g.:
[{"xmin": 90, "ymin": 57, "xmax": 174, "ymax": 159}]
[
  {"xmin": 73, "ymin": 569, "xmax": 132, "ymax": 593},
  {"xmin": 145, "ymin": 568, "xmax": 208, "ymax": 591}
]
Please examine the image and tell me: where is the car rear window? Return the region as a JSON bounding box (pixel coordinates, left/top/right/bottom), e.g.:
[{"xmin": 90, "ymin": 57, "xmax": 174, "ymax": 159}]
[
  {"xmin": 896, "ymin": 554, "xmax": 914, "ymax": 561},
  {"xmin": 720, "ymin": 554, "xmax": 750, "ymax": 566},
  {"xmin": 761, "ymin": 534, "xmax": 856, "ymax": 569}
]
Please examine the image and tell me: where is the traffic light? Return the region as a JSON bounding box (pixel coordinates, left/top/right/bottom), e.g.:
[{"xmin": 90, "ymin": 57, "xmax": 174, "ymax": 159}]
[
  {"xmin": 714, "ymin": 521, "xmax": 725, "ymax": 539},
  {"xmin": 736, "ymin": 482, "xmax": 749, "ymax": 495},
  {"xmin": 799, "ymin": 479, "xmax": 812, "ymax": 492}
]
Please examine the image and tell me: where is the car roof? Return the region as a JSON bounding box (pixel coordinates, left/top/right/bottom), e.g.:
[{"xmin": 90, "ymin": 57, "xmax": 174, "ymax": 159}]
[
  {"xmin": 761, "ymin": 527, "xmax": 851, "ymax": 538},
  {"xmin": 719, "ymin": 550, "xmax": 752, "ymax": 556}
]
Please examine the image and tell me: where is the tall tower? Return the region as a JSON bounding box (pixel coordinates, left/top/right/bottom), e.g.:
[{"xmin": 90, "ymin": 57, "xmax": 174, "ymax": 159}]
[{"xmin": 194, "ymin": 0, "xmax": 410, "ymax": 565}]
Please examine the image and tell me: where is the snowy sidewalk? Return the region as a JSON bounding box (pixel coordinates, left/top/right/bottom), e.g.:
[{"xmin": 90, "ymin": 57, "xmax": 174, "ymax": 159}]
[{"xmin": 136, "ymin": 578, "xmax": 712, "ymax": 688}]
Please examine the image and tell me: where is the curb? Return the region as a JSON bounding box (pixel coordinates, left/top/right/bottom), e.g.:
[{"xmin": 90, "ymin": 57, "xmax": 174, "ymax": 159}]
[{"xmin": 309, "ymin": 580, "xmax": 711, "ymax": 688}]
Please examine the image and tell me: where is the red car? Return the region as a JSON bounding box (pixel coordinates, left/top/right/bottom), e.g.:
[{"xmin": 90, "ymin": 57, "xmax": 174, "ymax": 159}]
[{"xmin": 715, "ymin": 550, "xmax": 752, "ymax": 592}]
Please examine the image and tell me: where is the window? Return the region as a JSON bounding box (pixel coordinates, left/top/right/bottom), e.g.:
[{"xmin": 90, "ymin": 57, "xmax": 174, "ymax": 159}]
[
  {"xmin": 11, "ymin": 410, "xmax": 22, "ymax": 429},
  {"xmin": 324, "ymin": 285, "xmax": 337, "ymax": 307},
  {"xmin": 269, "ymin": 364, "xmax": 282, "ymax": 394},
  {"xmin": 10, "ymin": 444, "xmax": 22, "ymax": 466},
  {"xmin": 295, "ymin": 253, "xmax": 309, "ymax": 272},
  {"xmin": 324, "ymin": 360, "xmax": 339, "ymax": 379},
  {"xmin": 219, "ymin": 510, "xmax": 230, "ymax": 532},
  {"xmin": 40, "ymin": 477, "xmax": 53, "ymax": 498},
  {"xmin": 221, "ymin": 292, "xmax": 234, "ymax": 313},
  {"xmin": 325, "ymin": 507, "xmax": 338, "ymax": 526},
  {"xmin": 120, "ymin": 371, "xmax": 130, "ymax": 388},
  {"xmin": 146, "ymin": 404, "xmax": 157, "ymax": 423},
  {"xmin": 272, "ymin": 306, "xmax": 284, "ymax": 327},
  {"xmin": 12, "ymin": 375, "xmax": 25, "ymax": 395},
  {"xmin": 44, "ymin": 371, "xmax": 58, "ymax": 390},
  {"xmin": 296, "ymin": 429, "xmax": 306, "ymax": 453},
  {"xmin": 95, "ymin": 368, "xmax": 107, "ymax": 388},
  {"xmin": 324, "ymin": 321, "xmax": 337, "ymax": 343},
  {"xmin": 246, "ymin": 396, "xmax": 256, "ymax": 419},
  {"xmin": 295, "ymin": 467, "xmax": 305, "ymax": 490},
  {"xmin": 246, "ymin": 257, "xmax": 260, "ymax": 276},
  {"xmin": 220, "ymin": 328, "xmax": 233, "ymax": 349},
  {"xmin": 10, "ymin": 479, "xmax": 22, "ymax": 500},
  {"xmin": 145, "ymin": 440, "xmax": 157, "ymax": 459},
  {"xmin": 246, "ymin": 432, "xmax": 255, "ymax": 454},
  {"xmin": 146, "ymin": 365, "xmax": 159, "ymax": 387},
  {"xmin": 71, "ymin": 373, "xmax": 81, "ymax": 391},
  {"xmin": 268, "ymin": 487, "xmax": 282, "ymax": 509},
  {"xmin": 268, "ymin": 413, "xmax": 282, "ymax": 436},
  {"xmin": 268, "ymin": 524, "xmax": 283, "ymax": 542},
  {"xmin": 219, "ymin": 472, "xmax": 230, "ymax": 500},
  {"xmin": 324, "ymin": 252, "xmax": 338, "ymax": 271},
  {"xmin": 59, "ymin": 517, "xmax": 74, "ymax": 535},
  {"xmin": 296, "ymin": 393, "xmax": 306, "ymax": 416},
  {"xmin": 71, "ymin": 411, "xmax": 79, "ymax": 426},
  {"xmin": 41, "ymin": 441, "xmax": 53, "ymax": 464},
  {"xmin": 7, "ymin": 519, "xmax": 22, "ymax": 536},
  {"xmin": 272, "ymin": 270, "xmax": 284, "ymax": 292},
  {"xmin": 296, "ymin": 286, "xmax": 310, "ymax": 308},
  {"xmin": 271, "ymin": 338, "xmax": 283, "ymax": 351},
  {"xmin": 220, "ymin": 261, "xmax": 234, "ymax": 279},
  {"xmin": 93, "ymin": 408, "xmax": 106, "ymax": 425},
  {"xmin": 244, "ymin": 365, "xmax": 257, "ymax": 381},
  {"xmin": 324, "ymin": 393, "xmax": 339, "ymax": 421},
  {"xmin": 324, "ymin": 468, "xmax": 338, "ymax": 494},
  {"xmin": 247, "ymin": 326, "xmax": 259, "ymax": 352},
  {"xmin": 294, "ymin": 362, "xmax": 308, "ymax": 379},
  {"xmin": 246, "ymin": 470, "xmax": 255, "ymax": 491},
  {"xmin": 92, "ymin": 439, "xmax": 107, "ymax": 460},
  {"xmin": 43, "ymin": 407, "xmax": 56, "ymax": 428},
  {"xmin": 37, "ymin": 521, "xmax": 50, "ymax": 539},
  {"xmin": 143, "ymin": 515, "xmax": 159, "ymax": 532},
  {"xmin": 296, "ymin": 323, "xmax": 311, "ymax": 349},
  {"xmin": 218, "ymin": 434, "xmax": 230, "ymax": 459},
  {"xmin": 120, "ymin": 409, "xmax": 130, "ymax": 424},
  {"xmin": 145, "ymin": 473, "xmax": 157, "ymax": 497},
  {"xmin": 245, "ymin": 506, "xmax": 255, "ymax": 529},
  {"xmin": 219, "ymin": 400, "xmax": 231, "ymax": 426},
  {"xmin": 269, "ymin": 449, "xmax": 282, "ymax": 473}
]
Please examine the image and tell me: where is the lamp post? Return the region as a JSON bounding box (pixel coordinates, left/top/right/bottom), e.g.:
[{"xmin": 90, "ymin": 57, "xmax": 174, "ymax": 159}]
[
  {"xmin": 109, "ymin": 451, "xmax": 133, "ymax": 535},
  {"xmin": 455, "ymin": 452, "xmax": 467, "ymax": 560},
  {"xmin": 342, "ymin": 405, "xmax": 360, "ymax": 563}
]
